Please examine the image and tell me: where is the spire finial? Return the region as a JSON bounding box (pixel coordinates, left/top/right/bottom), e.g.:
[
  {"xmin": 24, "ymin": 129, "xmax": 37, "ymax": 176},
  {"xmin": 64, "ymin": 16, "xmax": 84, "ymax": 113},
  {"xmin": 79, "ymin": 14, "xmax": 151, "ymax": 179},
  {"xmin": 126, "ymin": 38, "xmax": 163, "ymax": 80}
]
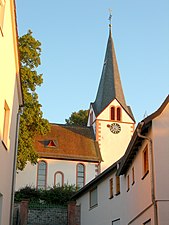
[{"xmin": 108, "ymin": 8, "xmax": 112, "ymax": 29}]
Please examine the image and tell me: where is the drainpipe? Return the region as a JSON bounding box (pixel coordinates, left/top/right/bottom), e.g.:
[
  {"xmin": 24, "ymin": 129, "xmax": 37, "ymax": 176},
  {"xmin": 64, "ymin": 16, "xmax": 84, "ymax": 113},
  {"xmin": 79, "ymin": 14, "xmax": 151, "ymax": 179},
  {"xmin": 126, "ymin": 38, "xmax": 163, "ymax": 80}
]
[
  {"xmin": 9, "ymin": 105, "xmax": 23, "ymax": 225},
  {"xmin": 137, "ymin": 122, "xmax": 158, "ymax": 225}
]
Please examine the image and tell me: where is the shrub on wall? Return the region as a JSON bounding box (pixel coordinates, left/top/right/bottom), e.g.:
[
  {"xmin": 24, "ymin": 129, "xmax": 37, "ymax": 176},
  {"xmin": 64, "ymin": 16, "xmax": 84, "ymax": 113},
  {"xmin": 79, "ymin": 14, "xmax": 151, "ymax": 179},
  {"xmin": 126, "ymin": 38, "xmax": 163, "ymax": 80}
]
[{"xmin": 15, "ymin": 185, "xmax": 76, "ymax": 206}]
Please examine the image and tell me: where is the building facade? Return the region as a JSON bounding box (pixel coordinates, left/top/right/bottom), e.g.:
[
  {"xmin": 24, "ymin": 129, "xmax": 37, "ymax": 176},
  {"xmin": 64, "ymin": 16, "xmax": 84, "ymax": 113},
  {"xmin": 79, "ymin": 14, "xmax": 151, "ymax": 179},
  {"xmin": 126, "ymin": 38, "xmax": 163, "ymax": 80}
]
[
  {"xmin": 0, "ymin": 0, "xmax": 23, "ymax": 224},
  {"xmin": 72, "ymin": 95, "xmax": 169, "ymax": 225},
  {"xmin": 16, "ymin": 124, "xmax": 102, "ymax": 190}
]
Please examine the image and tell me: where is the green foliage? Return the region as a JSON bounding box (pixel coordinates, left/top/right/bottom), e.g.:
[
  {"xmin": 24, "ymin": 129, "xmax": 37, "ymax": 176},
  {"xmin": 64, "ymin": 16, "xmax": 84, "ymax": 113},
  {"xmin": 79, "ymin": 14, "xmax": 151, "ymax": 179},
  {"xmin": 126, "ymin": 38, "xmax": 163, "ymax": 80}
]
[
  {"xmin": 17, "ymin": 30, "xmax": 50, "ymax": 170},
  {"xmin": 15, "ymin": 185, "xmax": 76, "ymax": 206},
  {"xmin": 65, "ymin": 109, "xmax": 89, "ymax": 126}
]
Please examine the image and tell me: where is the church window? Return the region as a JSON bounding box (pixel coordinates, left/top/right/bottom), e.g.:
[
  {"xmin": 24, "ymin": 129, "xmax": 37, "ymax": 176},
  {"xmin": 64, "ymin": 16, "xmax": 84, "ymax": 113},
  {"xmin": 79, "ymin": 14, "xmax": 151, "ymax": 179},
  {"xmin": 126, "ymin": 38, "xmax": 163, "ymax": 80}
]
[
  {"xmin": 90, "ymin": 186, "xmax": 98, "ymax": 208},
  {"xmin": 37, "ymin": 161, "xmax": 47, "ymax": 189},
  {"xmin": 54, "ymin": 171, "xmax": 64, "ymax": 187},
  {"xmin": 76, "ymin": 163, "xmax": 85, "ymax": 189},
  {"xmin": 110, "ymin": 106, "xmax": 122, "ymax": 121},
  {"xmin": 117, "ymin": 107, "xmax": 121, "ymax": 121},
  {"xmin": 110, "ymin": 106, "xmax": 115, "ymax": 120},
  {"xmin": 3, "ymin": 100, "xmax": 10, "ymax": 148}
]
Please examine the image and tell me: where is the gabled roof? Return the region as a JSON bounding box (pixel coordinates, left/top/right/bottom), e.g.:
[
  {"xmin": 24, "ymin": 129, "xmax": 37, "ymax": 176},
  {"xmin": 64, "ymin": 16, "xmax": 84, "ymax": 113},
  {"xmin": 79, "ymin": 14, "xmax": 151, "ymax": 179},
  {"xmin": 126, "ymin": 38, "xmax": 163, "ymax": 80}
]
[
  {"xmin": 92, "ymin": 29, "xmax": 134, "ymax": 121},
  {"xmin": 34, "ymin": 123, "xmax": 102, "ymax": 162},
  {"xmin": 72, "ymin": 95, "xmax": 169, "ymax": 198},
  {"xmin": 117, "ymin": 95, "xmax": 169, "ymax": 175}
]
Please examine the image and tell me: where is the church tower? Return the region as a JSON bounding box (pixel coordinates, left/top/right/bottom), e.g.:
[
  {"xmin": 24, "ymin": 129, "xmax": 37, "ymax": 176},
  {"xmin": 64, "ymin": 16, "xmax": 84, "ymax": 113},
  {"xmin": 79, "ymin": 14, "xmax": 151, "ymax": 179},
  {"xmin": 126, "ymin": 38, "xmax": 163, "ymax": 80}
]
[{"xmin": 87, "ymin": 23, "xmax": 135, "ymax": 171}]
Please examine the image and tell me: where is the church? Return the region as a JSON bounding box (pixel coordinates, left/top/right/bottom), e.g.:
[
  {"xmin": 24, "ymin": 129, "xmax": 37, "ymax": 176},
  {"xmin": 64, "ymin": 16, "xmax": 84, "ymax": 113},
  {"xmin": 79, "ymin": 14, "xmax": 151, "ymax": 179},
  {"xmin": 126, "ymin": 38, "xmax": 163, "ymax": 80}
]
[{"xmin": 16, "ymin": 24, "xmax": 135, "ymax": 190}]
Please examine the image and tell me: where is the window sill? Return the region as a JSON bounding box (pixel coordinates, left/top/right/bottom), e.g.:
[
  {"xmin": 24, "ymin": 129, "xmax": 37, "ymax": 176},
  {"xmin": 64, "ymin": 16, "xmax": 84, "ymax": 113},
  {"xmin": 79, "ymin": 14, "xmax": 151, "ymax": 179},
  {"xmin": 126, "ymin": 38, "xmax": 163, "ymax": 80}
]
[
  {"xmin": 115, "ymin": 192, "xmax": 120, "ymax": 196},
  {"xmin": 89, "ymin": 204, "xmax": 98, "ymax": 210},
  {"xmin": 142, "ymin": 170, "xmax": 149, "ymax": 180},
  {"xmin": 109, "ymin": 195, "xmax": 114, "ymax": 199},
  {"xmin": 2, "ymin": 140, "xmax": 8, "ymax": 150}
]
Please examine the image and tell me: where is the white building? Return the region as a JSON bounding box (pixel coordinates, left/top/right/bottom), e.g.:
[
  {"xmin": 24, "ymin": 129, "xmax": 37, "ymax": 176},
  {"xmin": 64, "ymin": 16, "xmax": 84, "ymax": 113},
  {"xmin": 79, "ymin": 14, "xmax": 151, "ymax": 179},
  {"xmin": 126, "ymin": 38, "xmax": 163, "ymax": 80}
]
[
  {"xmin": 0, "ymin": 0, "xmax": 23, "ymax": 224},
  {"xmin": 72, "ymin": 95, "xmax": 169, "ymax": 225},
  {"xmin": 16, "ymin": 124, "xmax": 102, "ymax": 190}
]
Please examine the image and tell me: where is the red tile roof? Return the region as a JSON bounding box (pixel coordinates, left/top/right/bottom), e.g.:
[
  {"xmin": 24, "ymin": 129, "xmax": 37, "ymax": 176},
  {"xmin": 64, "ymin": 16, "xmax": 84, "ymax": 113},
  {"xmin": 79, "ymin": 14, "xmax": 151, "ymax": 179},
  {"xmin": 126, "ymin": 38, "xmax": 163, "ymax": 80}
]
[{"xmin": 34, "ymin": 123, "xmax": 102, "ymax": 162}]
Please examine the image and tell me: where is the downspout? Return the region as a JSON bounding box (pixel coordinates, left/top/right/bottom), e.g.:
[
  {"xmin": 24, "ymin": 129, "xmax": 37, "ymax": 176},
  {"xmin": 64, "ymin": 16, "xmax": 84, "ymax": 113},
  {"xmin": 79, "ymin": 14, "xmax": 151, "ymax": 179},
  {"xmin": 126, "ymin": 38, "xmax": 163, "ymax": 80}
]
[
  {"xmin": 9, "ymin": 105, "xmax": 23, "ymax": 225},
  {"xmin": 137, "ymin": 122, "xmax": 158, "ymax": 225}
]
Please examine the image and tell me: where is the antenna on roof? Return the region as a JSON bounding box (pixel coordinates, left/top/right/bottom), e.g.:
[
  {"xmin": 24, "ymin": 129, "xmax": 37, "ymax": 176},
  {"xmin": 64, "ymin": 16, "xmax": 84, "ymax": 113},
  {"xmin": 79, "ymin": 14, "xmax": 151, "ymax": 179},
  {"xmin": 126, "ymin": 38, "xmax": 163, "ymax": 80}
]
[{"xmin": 108, "ymin": 8, "xmax": 112, "ymax": 29}]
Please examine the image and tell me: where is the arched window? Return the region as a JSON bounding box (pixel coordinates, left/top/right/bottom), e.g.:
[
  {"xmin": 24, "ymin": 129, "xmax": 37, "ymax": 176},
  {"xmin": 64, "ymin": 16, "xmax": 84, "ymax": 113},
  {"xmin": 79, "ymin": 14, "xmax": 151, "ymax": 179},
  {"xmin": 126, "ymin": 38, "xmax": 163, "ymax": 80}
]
[
  {"xmin": 54, "ymin": 171, "xmax": 64, "ymax": 187},
  {"xmin": 37, "ymin": 161, "xmax": 47, "ymax": 189},
  {"xmin": 110, "ymin": 106, "xmax": 115, "ymax": 120},
  {"xmin": 117, "ymin": 107, "xmax": 121, "ymax": 121},
  {"xmin": 76, "ymin": 163, "xmax": 85, "ymax": 189}
]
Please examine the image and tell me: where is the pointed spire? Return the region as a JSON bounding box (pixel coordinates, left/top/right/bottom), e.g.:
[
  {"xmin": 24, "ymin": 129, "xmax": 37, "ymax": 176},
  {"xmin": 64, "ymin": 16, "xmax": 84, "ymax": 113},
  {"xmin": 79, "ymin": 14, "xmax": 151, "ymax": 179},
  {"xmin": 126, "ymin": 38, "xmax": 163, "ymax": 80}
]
[
  {"xmin": 108, "ymin": 9, "xmax": 112, "ymax": 31},
  {"xmin": 92, "ymin": 22, "xmax": 135, "ymax": 121}
]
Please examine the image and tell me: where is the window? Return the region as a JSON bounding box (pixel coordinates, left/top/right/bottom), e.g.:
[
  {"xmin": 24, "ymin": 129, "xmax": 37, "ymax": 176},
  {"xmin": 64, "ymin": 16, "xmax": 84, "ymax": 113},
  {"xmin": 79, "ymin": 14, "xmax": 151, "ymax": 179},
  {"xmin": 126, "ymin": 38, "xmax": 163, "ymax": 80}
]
[
  {"xmin": 3, "ymin": 101, "xmax": 10, "ymax": 147},
  {"xmin": 117, "ymin": 107, "xmax": 121, "ymax": 121},
  {"xmin": 112, "ymin": 219, "xmax": 120, "ymax": 225},
  {"xmin": 116, "ymin": 176, "xmax": 120, "ymax": 195},
  {"xmin": 110, "ymin": 106, "xmax": 122, "ymax": 121},
  {"xmin": 143, "ymin": 145, "xmax": 149, "ymax": 178},
  {"xmin": 37, "ymin": 161, "xmax": 47, "ymax": 189},
  {"xmin": 109, "ymin": 178, "xmax": 113, "ymax": 198},
  {"xmin": 110, "ymin": 107, "xmax": 115, "ymax": 120},
  {"xmin": 77, "ymin": 163, "xmax": 85, "ymax": 189},
  {"xmin": 127, "ymin": 175, "xmax": 130, "ymax": 192},
  {"xmin": 90, "ymin": 187, "xmax": 98, "ymax": 208},
  {"xmin": 54, "ymin": 171, "xmax": 64, "ymax": 187},
  {"xmin": 0, "ymin": 0, "xmax": 5, "ymax": 35},
  {"xmin": 132, "ymin": 167, "xmax": 135, "ymax": 185}
]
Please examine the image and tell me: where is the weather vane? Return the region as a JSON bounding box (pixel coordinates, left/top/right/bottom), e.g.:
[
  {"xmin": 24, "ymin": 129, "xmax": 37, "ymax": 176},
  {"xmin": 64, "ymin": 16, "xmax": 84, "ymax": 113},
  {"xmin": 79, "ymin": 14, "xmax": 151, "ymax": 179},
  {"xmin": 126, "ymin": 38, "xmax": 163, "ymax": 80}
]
[{"xmin": 108, "ymin": 8, "xmax": 112, "ymax": 28}]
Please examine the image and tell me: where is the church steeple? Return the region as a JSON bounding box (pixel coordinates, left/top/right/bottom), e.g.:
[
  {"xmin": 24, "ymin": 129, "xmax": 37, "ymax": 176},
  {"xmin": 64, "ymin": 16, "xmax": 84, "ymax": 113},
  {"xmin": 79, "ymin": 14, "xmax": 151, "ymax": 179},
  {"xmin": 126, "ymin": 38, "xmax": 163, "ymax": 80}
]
[
  {"xmin": 88, "ymin": 20, "xmax": 135, "ymax": 171},
  {"xmin": 92, "ymin": 26, "xmax": 134, "ymax": 121}
]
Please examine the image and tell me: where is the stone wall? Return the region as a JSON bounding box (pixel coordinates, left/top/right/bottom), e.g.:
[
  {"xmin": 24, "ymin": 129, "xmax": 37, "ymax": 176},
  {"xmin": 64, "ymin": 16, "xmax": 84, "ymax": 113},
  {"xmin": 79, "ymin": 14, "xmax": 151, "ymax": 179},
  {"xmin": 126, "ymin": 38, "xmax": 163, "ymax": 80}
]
[{"xmin": 27, "ymin": 206, "xmax": 68, "ymax": 225}]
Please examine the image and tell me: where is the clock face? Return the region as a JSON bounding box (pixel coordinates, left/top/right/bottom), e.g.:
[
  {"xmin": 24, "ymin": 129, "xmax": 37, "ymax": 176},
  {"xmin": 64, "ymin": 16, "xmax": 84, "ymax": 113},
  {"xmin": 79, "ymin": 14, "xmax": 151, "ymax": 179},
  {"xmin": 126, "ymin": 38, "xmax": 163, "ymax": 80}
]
[{"xmin": 110, "ymin": 123, "xmax": 121, "ymax": 134}]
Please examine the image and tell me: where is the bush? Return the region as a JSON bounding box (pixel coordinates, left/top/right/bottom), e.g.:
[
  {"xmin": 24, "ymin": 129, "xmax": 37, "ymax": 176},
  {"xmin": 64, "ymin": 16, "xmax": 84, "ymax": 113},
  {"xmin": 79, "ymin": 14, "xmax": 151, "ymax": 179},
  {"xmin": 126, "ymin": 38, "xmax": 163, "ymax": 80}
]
[{"xmin": 15, "ymin": 185, "xmax": 76, "ymax": 206}]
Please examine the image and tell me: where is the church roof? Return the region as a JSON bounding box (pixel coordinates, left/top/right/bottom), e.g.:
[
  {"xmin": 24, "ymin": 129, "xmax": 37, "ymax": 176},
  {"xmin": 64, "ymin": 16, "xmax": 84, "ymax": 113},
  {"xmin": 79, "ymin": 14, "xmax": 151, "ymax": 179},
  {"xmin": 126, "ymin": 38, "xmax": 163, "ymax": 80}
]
[
  {"xmin": 34, "ymin": 123, "xmax": 102, "ymax": 162},
  {"xmin": 92, "ymin": 30, "xmax": 135, "ymax": 121}
]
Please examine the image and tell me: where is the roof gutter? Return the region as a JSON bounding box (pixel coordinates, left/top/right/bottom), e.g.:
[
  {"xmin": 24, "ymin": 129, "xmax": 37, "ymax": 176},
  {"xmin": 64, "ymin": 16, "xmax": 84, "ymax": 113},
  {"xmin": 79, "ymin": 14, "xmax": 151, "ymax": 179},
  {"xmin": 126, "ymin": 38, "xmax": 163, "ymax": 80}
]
[{"xmin": 137, "ymin": 122, "xmax": 158, "ymax": 225}]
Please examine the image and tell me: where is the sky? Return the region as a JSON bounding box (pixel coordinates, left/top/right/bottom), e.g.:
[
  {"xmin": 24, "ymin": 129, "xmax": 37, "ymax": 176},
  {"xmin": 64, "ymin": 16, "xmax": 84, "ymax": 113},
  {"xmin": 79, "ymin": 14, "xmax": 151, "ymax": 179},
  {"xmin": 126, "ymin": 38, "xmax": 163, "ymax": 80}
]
[{"xmin": 16, "ymin": 0, "xmax": 169, "ymax": 125}]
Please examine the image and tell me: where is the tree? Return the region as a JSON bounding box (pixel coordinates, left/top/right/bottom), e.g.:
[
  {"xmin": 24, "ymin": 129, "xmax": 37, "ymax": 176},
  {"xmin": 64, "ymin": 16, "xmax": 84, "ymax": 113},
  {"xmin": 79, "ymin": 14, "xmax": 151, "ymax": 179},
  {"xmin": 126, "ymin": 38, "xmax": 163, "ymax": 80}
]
[
  {"xmin": 17, "ymin": 30, "xmax": 50, "ymax": 171},
  {"xmin": 65, "ymin": 109, "xmax": 89, "ymax": 126}
]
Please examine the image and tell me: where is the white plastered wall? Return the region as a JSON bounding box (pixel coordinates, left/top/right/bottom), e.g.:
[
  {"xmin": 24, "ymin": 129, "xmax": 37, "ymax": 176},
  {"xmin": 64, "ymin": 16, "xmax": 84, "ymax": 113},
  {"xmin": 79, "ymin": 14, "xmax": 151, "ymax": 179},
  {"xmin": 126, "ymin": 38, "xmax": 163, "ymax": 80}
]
[
  {"xmin": 96, "ymin": 99, "xmax": 135, "ymax": 171},
  {"xmin": 0, "ymin": 0, "xmax": 21, "ymax": 224},
  {"xmin": 16, "ymin": 159, "xmax": 98, "ymax": 190}
]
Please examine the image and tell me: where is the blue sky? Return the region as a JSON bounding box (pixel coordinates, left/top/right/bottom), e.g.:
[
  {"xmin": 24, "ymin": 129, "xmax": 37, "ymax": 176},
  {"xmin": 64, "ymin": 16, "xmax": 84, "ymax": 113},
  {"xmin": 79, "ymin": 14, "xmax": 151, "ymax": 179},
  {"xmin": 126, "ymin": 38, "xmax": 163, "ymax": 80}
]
[{"xmin": 16, "ymin": 0, "xmax": 169, "ymax": 124}]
